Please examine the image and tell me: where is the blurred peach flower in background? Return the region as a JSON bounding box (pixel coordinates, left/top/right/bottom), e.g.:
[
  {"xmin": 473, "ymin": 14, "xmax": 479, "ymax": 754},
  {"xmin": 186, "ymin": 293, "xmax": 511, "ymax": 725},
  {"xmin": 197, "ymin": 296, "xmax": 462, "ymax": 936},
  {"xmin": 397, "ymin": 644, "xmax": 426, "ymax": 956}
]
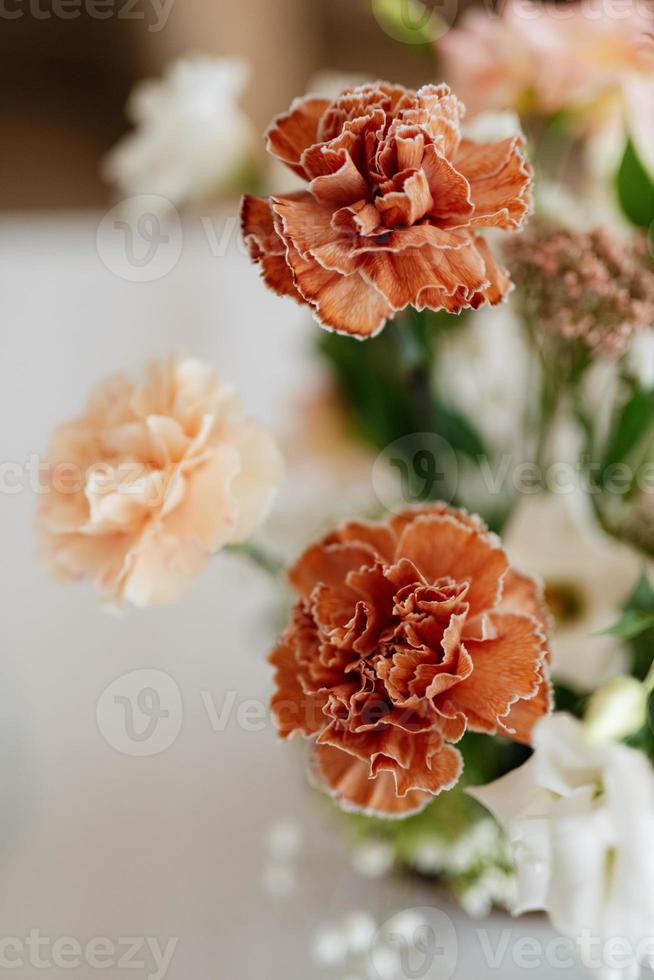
[
  {"xmin": 37, "ymin": 356, "xmax": 283, "ymax": 607},
  {"xmin": 242, "ymin": 81, "xmax": 532, "ymax": 338},
  {"xmin": 270, "ymin": 504, "xmax": 551, "ymax": 817},
  {"xmin": 439, "ymin": 0, "xmax": 654, "ymax": 171}
]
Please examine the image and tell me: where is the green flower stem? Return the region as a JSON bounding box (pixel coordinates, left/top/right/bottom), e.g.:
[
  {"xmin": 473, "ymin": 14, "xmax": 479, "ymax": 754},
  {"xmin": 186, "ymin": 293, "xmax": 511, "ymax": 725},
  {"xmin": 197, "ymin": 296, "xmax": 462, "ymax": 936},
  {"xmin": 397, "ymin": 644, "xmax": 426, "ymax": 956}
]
[{"xmin": 533, "ymin": 354, "xmax": 560, "ymax": 476}]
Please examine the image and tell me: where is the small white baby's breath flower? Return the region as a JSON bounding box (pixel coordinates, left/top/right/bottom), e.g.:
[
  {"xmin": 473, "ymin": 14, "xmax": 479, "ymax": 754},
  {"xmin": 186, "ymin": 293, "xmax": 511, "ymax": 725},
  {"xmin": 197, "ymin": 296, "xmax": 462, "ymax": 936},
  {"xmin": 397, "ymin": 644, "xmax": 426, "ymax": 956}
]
[
  {"xmin": 411, "ymin": 838, "xmax": 448, "ymax": 874},
  {"xmin": 351, "ymin": 839, "xmax": 394, "ymax": 879},
  {"xmin": 261, "ymin": 863, "xmax": 296, "ymax": 899},
  {"xmin": 312, "ymin": 925, "xmax": 349, "ymax": 968},
  {"xmin": 265, "ymin": 818, "xmax": 303, "ymax": 861}
]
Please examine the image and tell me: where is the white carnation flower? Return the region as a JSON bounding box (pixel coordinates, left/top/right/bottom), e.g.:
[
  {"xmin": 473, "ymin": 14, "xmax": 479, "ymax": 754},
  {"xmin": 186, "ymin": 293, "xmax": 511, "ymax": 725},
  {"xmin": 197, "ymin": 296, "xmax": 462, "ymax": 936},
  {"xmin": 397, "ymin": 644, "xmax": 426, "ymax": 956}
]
[{"xmin": 103, "ymin": 56, "xmax": 255, "ymax": 206}]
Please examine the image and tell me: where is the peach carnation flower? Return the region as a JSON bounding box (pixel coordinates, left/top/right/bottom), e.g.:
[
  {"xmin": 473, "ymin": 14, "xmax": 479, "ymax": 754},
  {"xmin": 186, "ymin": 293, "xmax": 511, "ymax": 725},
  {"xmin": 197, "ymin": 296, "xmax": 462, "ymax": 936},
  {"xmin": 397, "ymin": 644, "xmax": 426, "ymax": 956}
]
[
  {"xmin": 270, "ymin": 505, "xmax": 552, "ymax": 818},
  {"xmin": 440, "ymin": 0, "xmax": 654, "ymax": 122},
  {"xmin": 242, "ymin": 82, "xmax": 532, "ymax": 338},
  {"xmin": 37, "ymin": 357, "xmax": 283, "ymax": 607}
]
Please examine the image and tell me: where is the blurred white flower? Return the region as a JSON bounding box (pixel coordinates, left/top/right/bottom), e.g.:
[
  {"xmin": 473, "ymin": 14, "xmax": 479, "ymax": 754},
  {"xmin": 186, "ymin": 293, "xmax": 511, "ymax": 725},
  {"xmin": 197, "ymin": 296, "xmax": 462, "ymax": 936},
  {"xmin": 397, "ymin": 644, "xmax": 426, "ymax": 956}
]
[
  {"xmin": 312, "ymin": 909, "xmax": 434, "ymax": 980},
  {"xmin": 342, "ymin": 912, "xmax": 377, "ymax": 955},
  {"xmin": 463, "ymin": 110, "xmax": 523, "ymax": 144},
  {"xmin": 536, "ymin": 179, "xmax": 627, "ymax": 233},
  {"xmin": 261, "ymin": 817, "xmax": 303, "ymax": 899},
  {"xmin": 265, "ymin": 818, "xmax": 303, "ymax": 861},
  {"xmin": 312, "ymin": 912, "xmax": 377, "ymax": 975},
  {"xmin": 471, "ymin": 714, "xmax": 654, "ymax": 980},
  {"xmin": 312, "ymin": 923, "xmax": 349, "ymax": 968},
  {"xmin": 504, "ymin": 492, "xmax": 641, "ymax": 692},
  {"xmin": 458, "ymin": 879, "xmax": 493, "ymax": 920},
  {"xmin": 308, "ymin": 70, "xmax": 372, "ymax": 100},
  {"xmin": 261, "ymin": 863, "xmax": 296, "ymax": 899},
  {"xmin": 459, "ymin": 866, "xmax": 517, "ymax": 919},
  {"xmin": 351, "ymin": 839, "xmax": 394, "ymax": 880},
  {"xmin": 444, "ymin": 819, "xmax": 503, "ymax": 875},
  {"xmin": 103, "ymin": 56, "xmax": 255, "ymax": 206},
  {"xmin": 584, "ymin": 676, "xmax": 649, "ymax": 746},
  {"xmin": 625, "ymin": 76, "xmax": 654, "ymax": 181},
  {"xmin": 434, "ymin": 304, "xmax": 530, "ymax": 455},
  {"xmin": 626, "ymin": 330, "xmax": 654, "ymax": 389},
  {"xmin": 411, "ymin": 838, "xmax": 448, "ymax": 875}
]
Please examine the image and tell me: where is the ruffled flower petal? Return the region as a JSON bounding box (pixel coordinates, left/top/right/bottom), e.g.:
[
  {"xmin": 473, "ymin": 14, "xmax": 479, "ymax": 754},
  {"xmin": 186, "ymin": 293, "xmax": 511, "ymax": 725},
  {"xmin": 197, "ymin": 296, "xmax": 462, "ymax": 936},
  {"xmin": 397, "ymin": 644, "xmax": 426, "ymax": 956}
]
[
  {"xmin": 270, "ymin": 505, "xmax": 552, "ymax": 816},
  {"xmin": 243, "ymin": 80, "xmax": 533, "ymax": 335}
]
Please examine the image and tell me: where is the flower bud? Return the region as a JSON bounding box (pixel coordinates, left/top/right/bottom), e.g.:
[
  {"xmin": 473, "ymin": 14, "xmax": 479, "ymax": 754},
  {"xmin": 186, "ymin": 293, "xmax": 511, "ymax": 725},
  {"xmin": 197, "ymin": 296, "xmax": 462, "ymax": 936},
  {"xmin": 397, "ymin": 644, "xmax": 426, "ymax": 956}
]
[{"xmin": 584, "ymin": 676, "xmax": 648, "ymax": 745}]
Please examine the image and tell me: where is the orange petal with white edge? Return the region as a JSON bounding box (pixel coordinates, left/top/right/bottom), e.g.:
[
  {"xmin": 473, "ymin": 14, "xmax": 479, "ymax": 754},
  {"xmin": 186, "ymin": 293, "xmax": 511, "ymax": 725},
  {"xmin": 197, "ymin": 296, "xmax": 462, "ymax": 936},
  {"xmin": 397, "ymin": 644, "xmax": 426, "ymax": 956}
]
[
  {"xmin": 451, "ymin": 611, "xmax": 549, "ymax": 740},
  {"xmin": 310, "ymin": 743, "xmax": 433, "ymax": 818},
  {"xmin": 396, "ymin": 511, "xmax": 509, "ymax": 615},
  {"xmin": 285, "ymin": 246, "xmax": 392, "ymax": 338},
  {"xmin": 455, "ymin": 136, "xmax": 532, "ymax": 230},
  {"xmin": 266, "ymin": 96, "xmax": 331, "ymax": 178}
]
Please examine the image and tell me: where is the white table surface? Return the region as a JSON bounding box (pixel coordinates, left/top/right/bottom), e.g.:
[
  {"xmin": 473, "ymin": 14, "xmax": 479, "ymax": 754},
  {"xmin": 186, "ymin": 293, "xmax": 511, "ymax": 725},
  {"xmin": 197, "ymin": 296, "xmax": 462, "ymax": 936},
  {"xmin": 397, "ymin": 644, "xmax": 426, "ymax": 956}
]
[{"xmin": 0, "ymin": 206, "xmax": 588, "ymax": 979}]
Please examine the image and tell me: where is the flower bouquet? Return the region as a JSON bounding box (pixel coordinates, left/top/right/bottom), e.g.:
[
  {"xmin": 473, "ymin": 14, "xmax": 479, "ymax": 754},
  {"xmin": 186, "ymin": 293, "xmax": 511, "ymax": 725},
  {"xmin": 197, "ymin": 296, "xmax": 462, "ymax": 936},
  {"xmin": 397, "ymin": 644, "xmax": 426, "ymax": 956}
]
[{"xmin": 41, "ymin": 3, "xmax": 654, "ymax": 976}]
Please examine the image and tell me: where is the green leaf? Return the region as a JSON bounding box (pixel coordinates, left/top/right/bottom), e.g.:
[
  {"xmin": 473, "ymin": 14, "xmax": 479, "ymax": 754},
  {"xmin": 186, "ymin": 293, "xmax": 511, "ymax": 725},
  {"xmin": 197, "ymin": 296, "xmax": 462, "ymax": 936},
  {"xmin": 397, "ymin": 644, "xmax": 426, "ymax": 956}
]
[
  {"xmin": 600, "ymin": 608, "xmax": 654, "ymax": 640},
  {"xmin": 616, "ymin": 572, "xmax": 654, "ymax": 681},
  {"xmin": 317, "ymin": 310, "xmax": 487, "ymax": 460},
  {"xmin": 433, "ymin": 399, "xmax": 487, "ymax": 459},
  {"xmin": 616, "ymin": 139, "xmax": 654, "ymax": 230},
  {"xmin": 626, "ymin": 570, "xmax": 654, "ymax": 612},
  {"xmin": 601, "ymin": 383, "xmax": 654, "ymax": 481}
]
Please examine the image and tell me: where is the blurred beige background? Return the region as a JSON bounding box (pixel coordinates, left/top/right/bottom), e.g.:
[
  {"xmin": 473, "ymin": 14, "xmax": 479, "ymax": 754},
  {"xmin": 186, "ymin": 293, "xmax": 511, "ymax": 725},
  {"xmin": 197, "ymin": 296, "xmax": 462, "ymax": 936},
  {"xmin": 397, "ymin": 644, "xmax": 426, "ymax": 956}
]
[{"xmin": 1, "ymin": 0, "xmax": 443, "ymax": 209}]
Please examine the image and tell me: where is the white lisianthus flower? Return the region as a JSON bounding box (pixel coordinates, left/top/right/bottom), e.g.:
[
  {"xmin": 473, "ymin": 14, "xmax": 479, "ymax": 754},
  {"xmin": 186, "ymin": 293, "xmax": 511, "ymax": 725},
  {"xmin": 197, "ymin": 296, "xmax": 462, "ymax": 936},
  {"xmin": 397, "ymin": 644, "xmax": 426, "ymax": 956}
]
[
  {"xmin": 434, "ymin": 303, "xmax": 530, "ymax": 455},
  {"xmin": 470, "ymin": 714, "xmax": 654, "ymax": 980},
  {"xmin": 504, "ymin": 492, "xmax": 642, "ymax": 692},
  {"xmin": 103, "ymin": 56, "xmax": 255, "ymax": 206}
]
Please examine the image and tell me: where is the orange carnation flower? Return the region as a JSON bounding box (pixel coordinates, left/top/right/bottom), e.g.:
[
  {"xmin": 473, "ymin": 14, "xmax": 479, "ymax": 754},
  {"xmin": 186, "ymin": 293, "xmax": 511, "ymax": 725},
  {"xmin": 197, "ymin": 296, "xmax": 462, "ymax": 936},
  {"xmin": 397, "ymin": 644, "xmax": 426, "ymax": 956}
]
[
  {"xmin": 270, "ymin": 505, "xmax": 552, "ymax": 817},
  {"xmin": 242, "ymin": 82, "xmax": 532, "ymax": 338}
]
